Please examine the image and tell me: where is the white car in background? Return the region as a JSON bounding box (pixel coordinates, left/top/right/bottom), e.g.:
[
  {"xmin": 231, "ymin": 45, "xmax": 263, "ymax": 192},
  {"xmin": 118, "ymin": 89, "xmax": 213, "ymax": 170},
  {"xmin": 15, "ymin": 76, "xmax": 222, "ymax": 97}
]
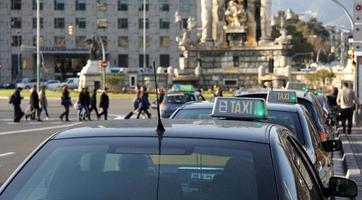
[
  {"xmin": 61, "ymin": 77, "xmax": 79, "ymax": 89},
  {"xmin": 46, "ymin": 80, "xmax": 62, "ymax": 89}
]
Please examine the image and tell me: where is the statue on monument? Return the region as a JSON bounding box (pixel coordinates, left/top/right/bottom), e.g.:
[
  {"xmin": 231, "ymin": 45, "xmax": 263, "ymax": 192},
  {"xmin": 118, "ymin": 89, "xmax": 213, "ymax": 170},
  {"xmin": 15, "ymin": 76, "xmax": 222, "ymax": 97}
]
[
  {"xmin": 224, "ymin": 0, "xmax": 247, "ymax": 28},
  {"xmin": 179, "ymin": 17, "xmax": 200, "ymax": 49},
  {"xmin": 86, "ymin": 36, "xmax": 102, "ymax": 61}
]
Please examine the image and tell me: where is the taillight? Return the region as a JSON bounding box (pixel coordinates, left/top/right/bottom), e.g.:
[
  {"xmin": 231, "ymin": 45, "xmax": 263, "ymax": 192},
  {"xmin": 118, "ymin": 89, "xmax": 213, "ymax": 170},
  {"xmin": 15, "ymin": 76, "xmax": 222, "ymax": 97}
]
[{"xmin": 319, "ymin": 131, "xmax": 328, "ymax": 141}]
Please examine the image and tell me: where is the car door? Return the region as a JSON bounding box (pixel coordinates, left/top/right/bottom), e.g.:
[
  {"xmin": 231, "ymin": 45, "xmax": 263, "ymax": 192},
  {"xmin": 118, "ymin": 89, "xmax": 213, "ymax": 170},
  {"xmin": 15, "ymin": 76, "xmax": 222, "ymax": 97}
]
[{"xmin": 284, "ymin": 135, "xmax": 327, "ymax": 199}]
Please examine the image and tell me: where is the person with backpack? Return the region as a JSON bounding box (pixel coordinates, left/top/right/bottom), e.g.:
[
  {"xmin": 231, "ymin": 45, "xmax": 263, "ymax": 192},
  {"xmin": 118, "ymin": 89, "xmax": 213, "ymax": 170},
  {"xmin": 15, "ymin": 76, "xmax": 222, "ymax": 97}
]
[
  {"xmin": 60, "ymin": 85, "xmax": 72, "ymax": 121},
  {"xmin": 9, "ymin": 87, "xmax": 24, "ymax": 122},
  {"xmin": 99, "ymin": 87, "xmax": 109, "ymax": 120},
  {"xmin": 25, "ymin": 85, "xmax": 41, "ymax": 121}
]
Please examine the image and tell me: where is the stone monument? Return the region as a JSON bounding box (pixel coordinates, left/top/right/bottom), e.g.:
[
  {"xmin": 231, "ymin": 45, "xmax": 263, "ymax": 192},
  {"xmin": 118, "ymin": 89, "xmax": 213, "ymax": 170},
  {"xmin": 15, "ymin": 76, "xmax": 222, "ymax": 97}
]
[
  {"xmin": 78, "ymin": 36, "xmax": 110, "ymax": 90},
  {"xmin": 175, "ymin": 0, "xmax": 292, "ymax": 89}
]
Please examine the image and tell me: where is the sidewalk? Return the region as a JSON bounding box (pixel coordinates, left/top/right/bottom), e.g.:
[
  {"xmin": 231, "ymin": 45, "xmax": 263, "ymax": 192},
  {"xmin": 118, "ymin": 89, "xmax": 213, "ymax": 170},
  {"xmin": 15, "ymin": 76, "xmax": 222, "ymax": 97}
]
[{"xmin": 334, "ymin": 128, "xmax": 362, "ymax": 200}]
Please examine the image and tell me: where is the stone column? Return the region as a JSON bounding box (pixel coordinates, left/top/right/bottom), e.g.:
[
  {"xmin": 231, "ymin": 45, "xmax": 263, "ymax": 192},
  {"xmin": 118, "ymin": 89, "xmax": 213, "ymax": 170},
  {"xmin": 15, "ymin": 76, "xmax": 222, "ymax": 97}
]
[
  {"xmin": 200, "ymin": 0, "xmax": 212, "ymax": 43},
  {"xmin": 260, "ymin": 0, "xmax": 272, "ymax": 43}
]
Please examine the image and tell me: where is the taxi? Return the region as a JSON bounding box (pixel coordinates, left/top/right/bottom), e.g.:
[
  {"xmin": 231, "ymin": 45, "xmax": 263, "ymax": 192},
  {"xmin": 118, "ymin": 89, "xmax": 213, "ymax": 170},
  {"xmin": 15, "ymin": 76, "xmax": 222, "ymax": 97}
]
[
  {"xmin": 0, "ymin": 98, "xmax": 357, "ymax": 200},
  {"xmin": 236, "ymin": 89, "xmax": 334, "ymax": 141}
]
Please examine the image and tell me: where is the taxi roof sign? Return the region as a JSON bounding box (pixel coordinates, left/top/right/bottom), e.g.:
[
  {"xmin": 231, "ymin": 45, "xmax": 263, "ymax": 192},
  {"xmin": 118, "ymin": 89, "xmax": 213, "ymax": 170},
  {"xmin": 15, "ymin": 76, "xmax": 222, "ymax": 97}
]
[
  {"xmin": 285, "ymin": 82, "xmax": 308, "ymax": 91},
  {"xmin": 171, "ymin": 84, "xmax": 195, "ymax": 92},
  {"xmin": 211, "ymin": 97, "xmax": 268, "ymax": 119},
  {"xmin": 267, "ymin": 90, "xmax": 297, "ymax": 104}
]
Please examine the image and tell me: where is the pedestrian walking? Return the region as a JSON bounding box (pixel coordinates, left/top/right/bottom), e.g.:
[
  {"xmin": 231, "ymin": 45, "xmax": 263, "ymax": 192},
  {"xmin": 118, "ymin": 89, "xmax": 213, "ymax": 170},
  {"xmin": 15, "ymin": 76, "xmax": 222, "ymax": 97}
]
[
  {"xmin": 25, "ymin": 85, "xmax": 41, "ymax": 121},
  {"xmin": 213, "ymin": 85, "xmax": 223, "ymax": 97},
  {"xmin": 99, "ymin": 87, "xmax": 109, "ymax": 120},
  {"xmin": 9, "ymin": 87, "xmax": 24, "ymax": 122},
  {"xmin": 327, "ymin": 87, "xmax": 339, "ymax": 108},
  {"xmin": 77, "ymin": 87, "xmax": 87, "ymax": 121},
  {"xmin": 39, "ymin": 86, "xmax": 49, "ymax": 120},
  {"xmin": 133, "ymin": 85, "xmax": 141, "ymax": 110},
  {"xmin": 84, "ymin": 87, "xmax": 91, "ymax": 120},
  {"xmin": 89, "ymin": 88, "xmax": 99, "ymax": 120},
  {"xmin": 137, "ymin": 86, "xmax": 151, "ymax": 119},
  {"xmin": 196, "ymin": 89, "xmax": 206, "ymax": 101},
  {"xmin": 337, "ymin": 82, "xmax": 360, "ymax": 134},
  {"xmin": 60, "ymin": 85, "xmax": 72, "ymax": 121}
]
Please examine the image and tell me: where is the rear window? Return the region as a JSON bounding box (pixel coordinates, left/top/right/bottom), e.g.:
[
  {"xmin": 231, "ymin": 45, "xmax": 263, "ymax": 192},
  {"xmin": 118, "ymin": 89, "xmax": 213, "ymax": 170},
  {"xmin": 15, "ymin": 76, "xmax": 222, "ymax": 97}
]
[
  {"xmin": 297, "ymin": 99, "xmax": 324, "ymax": 132},
  {"xmin": 165, "ymin": 94, "xmax": 196, "ymax": 104},
  {"xmin": 172, "ymin": 108, "xmax": 212, "ymax": 119},
  {"xmin": 1, "ymin": 137, "xmax": 278, "ymax": 200},
  {"xmin": 268, "ymin": 110, "xmax": 305, "ymax": 145}
]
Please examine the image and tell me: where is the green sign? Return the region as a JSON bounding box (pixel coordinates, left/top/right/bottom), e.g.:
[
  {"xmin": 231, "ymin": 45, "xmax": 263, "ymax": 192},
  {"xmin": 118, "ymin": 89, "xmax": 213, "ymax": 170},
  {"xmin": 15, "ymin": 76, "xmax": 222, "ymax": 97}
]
[
  {"xmin": 171, "ymin": 84, "xmax": 195, "ymax": 92},
  {"xmin": 212, "ymin": 97, "xmax": 268, "ymax": 119},
  {"xmin": 267, "ymin": 90, "xmax": 297, "ymax": 104},
  {"xmin": 285, "ymin": 82, "xmax": 308, "ymax": 91}
]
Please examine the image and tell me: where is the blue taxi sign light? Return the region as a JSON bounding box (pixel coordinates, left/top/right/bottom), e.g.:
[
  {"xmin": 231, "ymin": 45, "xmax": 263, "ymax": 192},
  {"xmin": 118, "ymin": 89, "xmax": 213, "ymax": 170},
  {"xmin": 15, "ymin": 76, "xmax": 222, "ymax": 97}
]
[
  {"xmin": 267, "ymin": 90, "xmax": 297, "ymax": 104},
  {"xmin": 171, "ymin": 84, "xmax": 195, "ymax": 92},
  {"xmin": 211, "ymin": 97, "xmax": 268, "ymax": 119}
]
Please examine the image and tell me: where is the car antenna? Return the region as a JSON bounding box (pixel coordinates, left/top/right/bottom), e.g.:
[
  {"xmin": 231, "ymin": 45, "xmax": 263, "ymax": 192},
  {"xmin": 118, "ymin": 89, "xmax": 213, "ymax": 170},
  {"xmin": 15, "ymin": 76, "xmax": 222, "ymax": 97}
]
[
  {"xmin": 153, "ymin": 61, "xmax": 164, "ymax": 200},
  {"xmin": 153, "ymin": 61, "xmax": 165, "ymax": 135}
]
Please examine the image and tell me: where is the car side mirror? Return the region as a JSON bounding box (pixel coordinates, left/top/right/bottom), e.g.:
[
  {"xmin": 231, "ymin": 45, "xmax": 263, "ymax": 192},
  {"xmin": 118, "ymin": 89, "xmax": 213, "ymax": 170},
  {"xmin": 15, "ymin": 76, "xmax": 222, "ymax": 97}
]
[
  {"xmin": 322, "ymin": 139, "xmax": 342, "ymax": 152},
  {"xmin": 328, "ymin": 177, "xmax": 358, "ymax": 198}
]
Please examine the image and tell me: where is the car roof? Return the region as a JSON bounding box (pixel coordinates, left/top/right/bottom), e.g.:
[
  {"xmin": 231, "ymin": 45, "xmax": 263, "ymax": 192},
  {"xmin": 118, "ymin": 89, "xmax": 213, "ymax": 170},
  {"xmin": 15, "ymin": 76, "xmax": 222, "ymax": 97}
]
[
  {"xmin": 267, "ymin": 103, "xmax": 303, "ymax": 112},
  {"xmin": 236, "ymin": 89, "xmax": 314, "ymax": 103},
  {"xmin": 52, "ymin": 119, "xmax": 276, "ymax": 144},
  {"xmin": 180, "ymin": 101, "xmax": 213, "ymax": 109}
]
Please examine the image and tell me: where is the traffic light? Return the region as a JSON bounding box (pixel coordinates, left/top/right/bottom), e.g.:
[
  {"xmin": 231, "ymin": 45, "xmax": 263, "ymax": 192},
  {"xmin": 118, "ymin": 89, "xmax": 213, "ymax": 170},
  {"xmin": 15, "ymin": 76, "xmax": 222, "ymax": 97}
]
[{"xmin": 68, "ymin": 25, "xmax": 74, "ymax": 35}]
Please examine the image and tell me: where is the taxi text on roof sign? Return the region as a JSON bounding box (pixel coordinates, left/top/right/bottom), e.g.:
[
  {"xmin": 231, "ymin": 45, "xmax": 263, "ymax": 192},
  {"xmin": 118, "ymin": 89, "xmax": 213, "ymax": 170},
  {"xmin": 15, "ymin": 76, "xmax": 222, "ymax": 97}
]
[
  {"xmin": 211, "ymin": 97, "xmax": 268, "ymax": 119},
  {"xmin": 267, "ymin": 90, "xmax": 297, "ymax": 104}
]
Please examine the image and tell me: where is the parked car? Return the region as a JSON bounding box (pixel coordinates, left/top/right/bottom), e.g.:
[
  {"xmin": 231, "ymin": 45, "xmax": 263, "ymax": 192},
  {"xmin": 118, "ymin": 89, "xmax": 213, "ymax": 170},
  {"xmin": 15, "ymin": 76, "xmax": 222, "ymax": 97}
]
[
  {"xmin": 46, "ymin": 80, "xmax": 62, "ymax": 89},
  {"xmin": 61, "ymin": 77, "xmax": 79, "ymax": 89},
  {"xmin": 160, "ymin": 92, "xmax": 198, "ymax": 118},
  {"xmin": 16, "ymin": 78, "xmax": 47, "ymax": 89}
]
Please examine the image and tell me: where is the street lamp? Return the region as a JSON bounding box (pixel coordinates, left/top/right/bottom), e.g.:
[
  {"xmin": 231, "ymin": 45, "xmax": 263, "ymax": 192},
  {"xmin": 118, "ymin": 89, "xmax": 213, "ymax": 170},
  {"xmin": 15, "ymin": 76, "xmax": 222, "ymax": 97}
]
[
  {"xmin": 36, "ymin": 0, "xmax": 40, "ymax": 92},
  {"xmin": 16, "ymin": 31, "xmax": 21, "ymax": 81}
]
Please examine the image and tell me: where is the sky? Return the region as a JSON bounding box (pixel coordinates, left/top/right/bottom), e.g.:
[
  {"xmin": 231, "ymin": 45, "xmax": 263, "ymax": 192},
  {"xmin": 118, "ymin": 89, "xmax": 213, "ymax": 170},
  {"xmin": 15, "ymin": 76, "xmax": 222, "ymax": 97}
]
[{"xmin": 271, "ymin": 0, "xmax": 353, "ymax": 29}]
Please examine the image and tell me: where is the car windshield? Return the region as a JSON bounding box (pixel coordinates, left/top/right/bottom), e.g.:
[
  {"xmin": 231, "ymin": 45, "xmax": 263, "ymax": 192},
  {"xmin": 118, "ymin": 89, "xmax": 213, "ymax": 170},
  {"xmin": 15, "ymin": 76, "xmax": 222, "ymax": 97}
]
[
  {"xmin": 0, "ymin": 137, "xmax": 277, "ymax": 200},
  {"xmin": 268, "ymin": 110, "xmax": 305, "ymax": 145},
  {"xmin": 173, "ymin": 108, "xmax": 212, "ymax": 119},
  {"xmin": 165, "ymin": 94, "xmax": 196, "ymax": 104}
]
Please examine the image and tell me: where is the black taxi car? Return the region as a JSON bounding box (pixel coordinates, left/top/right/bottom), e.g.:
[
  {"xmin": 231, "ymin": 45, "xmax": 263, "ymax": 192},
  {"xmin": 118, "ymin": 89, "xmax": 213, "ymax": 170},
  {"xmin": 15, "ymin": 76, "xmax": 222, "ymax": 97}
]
[
  {"xmin": 236, "ymin": 89, "xmax": 334, "ymax": 141},
  {"xmin": 0, "ymin": 98, "xmax": 357, "ymax": 200}
]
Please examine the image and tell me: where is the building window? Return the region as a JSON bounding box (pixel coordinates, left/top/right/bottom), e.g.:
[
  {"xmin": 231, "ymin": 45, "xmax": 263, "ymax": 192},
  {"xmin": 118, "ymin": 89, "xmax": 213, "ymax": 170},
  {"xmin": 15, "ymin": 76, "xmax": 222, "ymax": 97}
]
[
  {"xmin": 160, "ymin": 54, "xmax": 170, "ymax": 67},
  {"xmin": 97, "ymin": 18, "xmax": 108, "ymax": 29},
  {"xmin": 76, "ymin": 0, "xmax": 86, "ymax": 10},
  {"xmin": 32, "ymin": 0, "xmax": 43, "ymax": 10},
  {"xmin": 33, "ymin": 36, "xmax": 44, "ymax": 47},
  {"xmin": 118, "ymin": 54, "xmax": 128, "ymax": 67},
  {"xmin": 233, "ymin": 56, "xmax": 240, "ymax": 67},
  {"xmin": 139, "ymin": 18, "xmax": 149, "ymax": 29},
  {"xmin": 54, "ymin": 18, "xmax": 65, "ymax": 28},
  {"xmin": 160, "ymin": 18, "xmax": 170, "ymax": 29},
  {"xmin": 76, "ymin": 18, "xmax": 86, "ymax": 29},
  {"xmin": 11, "ymin": 0, "xmax": 21, "ymax": 10},
  {"xmin": 96, "ymin": 0, "xmax": 107, "ymax": 11},
  {"xmin": 138, "ymin": 0, "xmax": 148, "ymax": 11},
  {"xmin": 139, "ymin": 36, "xmax": 150, "ymax": 48},
  {"xmin": 118, "ymin": 18, "xmax": 128, "ymax": 29},
  {"xmin": 160, "ymin": 36, "xmax": 170, "ymax": 47},
  {"xmin": 182, "ymin": 18, "xmax": 188, "ymax": 29},
  {"xmin": 11, "ymin": 17, "xmax": 22, "ymax": 28},
  {"xmin": 118, "ymin": 36, "xmax": 128, "ymax": 47},
  {"xmin": 32, "ymin": 18, "xmax": 44, "ymax": 29},
  {"xmin": 180, "ymin": 0, "xmax": 191, "ymax": 12},
  {"xmin": 224, "ymin": 79, "xmax": 238, "ymax": 86},
  {"xmin": 76, "ymin": 36, "xmax": 87, "ymax": 47},
  {"xmin": 11, "ymin": 35, "xmax": 22, "ymax": 46},
  {"xmin": 159, "ymin": 0, "xmax": 169, "ymax": 11},
  {"xmin": 54, "ymin": 0, "xmax": 65, "ymax": 10},
  {"xmin": 54, "ymin": 36, "xmax": 65, "ymax": 47},
  {"xmin": 118, "ymin": 0, "xmax": 128, "ymax": 11},
  {"xmin": 139, "ymin": 54, "xmax": 149, "ymax": 68}
]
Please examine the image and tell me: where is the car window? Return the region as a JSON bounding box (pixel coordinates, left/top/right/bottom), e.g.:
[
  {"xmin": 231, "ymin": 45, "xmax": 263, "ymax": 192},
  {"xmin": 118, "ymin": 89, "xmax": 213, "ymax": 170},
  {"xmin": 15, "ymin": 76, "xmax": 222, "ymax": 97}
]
[
  {"xmin": 173, "ymin": 108, "xmax": 212, "ymax": 119},
  {"xmin": 0, "ymin": 138, "xmax": 278, "ymax": 200},
  {"xmin": 298, "ymin": 98, "xmax": 324, "ymax": 132},
  {"xmin": 286, "ymin": 137, "xmax": 324, "ymax": 199},
  {"xmin": 165, "ymin": 94, "xmax": 195, "ymax": 104},
  {"xmin": 268, "ymin": 110, "xmax": 305, "ymax": 145}
]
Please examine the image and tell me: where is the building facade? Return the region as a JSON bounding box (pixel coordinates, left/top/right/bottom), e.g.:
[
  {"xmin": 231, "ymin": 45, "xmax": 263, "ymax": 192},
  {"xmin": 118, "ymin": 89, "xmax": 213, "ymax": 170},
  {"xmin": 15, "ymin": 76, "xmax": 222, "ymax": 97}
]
[{"xmin": 0, "ymin": 0, "xmax": 197, "ymax": 84}]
